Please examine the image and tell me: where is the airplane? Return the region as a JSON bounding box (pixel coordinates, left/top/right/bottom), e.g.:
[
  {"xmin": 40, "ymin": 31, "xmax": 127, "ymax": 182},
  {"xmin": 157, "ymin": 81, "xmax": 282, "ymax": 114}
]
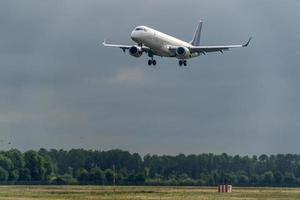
[{"xmin": 103, "ymin": 21, "xmax": 251, "ymax": 66}]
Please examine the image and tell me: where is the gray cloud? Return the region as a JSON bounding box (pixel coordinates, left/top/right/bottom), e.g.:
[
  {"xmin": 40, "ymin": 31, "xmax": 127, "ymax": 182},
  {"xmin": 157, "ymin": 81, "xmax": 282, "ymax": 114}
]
[{"xmin": 0, "ymin": 0, "xmax": 300, "ymax": 155}]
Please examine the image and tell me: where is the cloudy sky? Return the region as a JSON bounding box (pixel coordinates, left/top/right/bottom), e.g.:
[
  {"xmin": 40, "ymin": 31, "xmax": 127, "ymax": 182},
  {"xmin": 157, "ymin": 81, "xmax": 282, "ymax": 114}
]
[{"xmin": 0, "ymin": 0, "xmax": 300, "ymax": 155}]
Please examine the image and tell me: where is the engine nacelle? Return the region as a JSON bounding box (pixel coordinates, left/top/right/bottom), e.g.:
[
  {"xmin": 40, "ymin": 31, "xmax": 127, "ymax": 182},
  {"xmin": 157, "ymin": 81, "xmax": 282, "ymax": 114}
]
[
  {"xmin": 176, "ymin": 46, "xmax": 191, "ymax": 59},
  {"xmin": 129, "ymin": 46, "xmax": 143, "ymax": 57}
]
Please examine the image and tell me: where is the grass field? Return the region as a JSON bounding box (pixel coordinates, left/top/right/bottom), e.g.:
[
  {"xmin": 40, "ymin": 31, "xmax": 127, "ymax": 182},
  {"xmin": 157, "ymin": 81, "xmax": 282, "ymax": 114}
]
[{"xmin": 0, "ymin": 186, "xmax": 300, "ymax": 200}]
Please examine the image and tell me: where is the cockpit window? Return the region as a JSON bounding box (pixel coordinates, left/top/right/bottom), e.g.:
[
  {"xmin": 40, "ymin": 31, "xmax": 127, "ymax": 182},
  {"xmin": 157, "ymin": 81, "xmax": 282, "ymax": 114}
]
[{"xmin": 135, "ymin": 27, "xmax": 147, "ymax": 31}]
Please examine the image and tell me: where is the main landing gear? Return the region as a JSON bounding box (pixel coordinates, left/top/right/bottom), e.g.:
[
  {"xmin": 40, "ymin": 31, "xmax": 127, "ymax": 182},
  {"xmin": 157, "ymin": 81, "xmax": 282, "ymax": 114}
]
[
  {"xmin": 148, "ymin": 58, "xmax": 157, "ymax": 66},
  {"xmin": 179, "ymin": 60, "xmax": 187, "ymax": 66}
]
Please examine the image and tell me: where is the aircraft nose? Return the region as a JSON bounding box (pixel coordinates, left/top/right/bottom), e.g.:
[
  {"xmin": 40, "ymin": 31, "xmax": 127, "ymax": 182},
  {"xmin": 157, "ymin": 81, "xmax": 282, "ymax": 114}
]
[{"xmin": 131, "ymin": 31, "xmax": 137, "ymax": 40}]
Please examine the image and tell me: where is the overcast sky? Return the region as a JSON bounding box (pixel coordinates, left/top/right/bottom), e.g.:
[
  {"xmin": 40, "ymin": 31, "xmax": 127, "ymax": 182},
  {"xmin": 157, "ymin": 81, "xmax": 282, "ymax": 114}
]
[{"xmin": 0, "ymin": 0, "xmax": 300, "ymax": 155}]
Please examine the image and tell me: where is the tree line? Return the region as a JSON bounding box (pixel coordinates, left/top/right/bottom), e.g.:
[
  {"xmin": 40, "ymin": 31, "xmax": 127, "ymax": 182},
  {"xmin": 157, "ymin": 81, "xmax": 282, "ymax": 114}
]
[{"xmin": 1, "ymin": 148, "xmax": 300, "ymax": 187}]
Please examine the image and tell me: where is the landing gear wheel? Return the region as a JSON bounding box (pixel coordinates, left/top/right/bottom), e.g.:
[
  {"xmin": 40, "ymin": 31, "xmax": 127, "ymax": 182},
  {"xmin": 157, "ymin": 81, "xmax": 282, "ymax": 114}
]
[
  {"xmin": 148, "ymin": 59, "xmax": 152, "ymax": 66},
  {"xmin": 179, "ymin": 60, "xmax": 183, "ymax": 66},
  {"xmin": 183, "ymin": 60, "xmax": 187, "ymax": 66},
  {"xmin": 152, "ymin": 60, "xmax": 157, "ymax": 66}
]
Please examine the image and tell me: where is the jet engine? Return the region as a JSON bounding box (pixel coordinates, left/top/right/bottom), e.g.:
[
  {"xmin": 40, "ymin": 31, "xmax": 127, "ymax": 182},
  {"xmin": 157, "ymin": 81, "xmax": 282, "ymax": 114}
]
[
  {"xmin": 129, "ymin": 46, "xmax": 143, "ymax": 57},
  {"xmin": 176, "ymin": 46, "xmax": 191, "ymax": 59}
]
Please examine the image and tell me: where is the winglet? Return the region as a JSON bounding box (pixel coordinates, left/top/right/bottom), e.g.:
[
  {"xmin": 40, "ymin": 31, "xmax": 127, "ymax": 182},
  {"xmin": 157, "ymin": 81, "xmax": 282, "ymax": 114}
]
[
  {"xmin": 102, "ymin": 39, "xmax": 107, "ymax": 46},
  {"xmin": 243, "ymin": 37, "xmax": 252, "ymax": 47}
]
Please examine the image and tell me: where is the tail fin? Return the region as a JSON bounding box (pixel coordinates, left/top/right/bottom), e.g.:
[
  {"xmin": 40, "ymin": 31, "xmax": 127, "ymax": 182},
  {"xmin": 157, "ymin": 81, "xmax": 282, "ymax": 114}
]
[{"xmin": 190, "ymin": 20, "xmax": 203, "ymax": 46}]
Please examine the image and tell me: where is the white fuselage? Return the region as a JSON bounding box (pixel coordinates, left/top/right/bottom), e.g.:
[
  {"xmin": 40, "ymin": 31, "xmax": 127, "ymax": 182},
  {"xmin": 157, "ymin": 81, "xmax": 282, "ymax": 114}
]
[
  {"xmin": 103, "ymin": 21, "xmax": 249, "ymax": 66},
  {"xmin": 130, "ymin": 26, "xmax": 199, "ymax": 58}
]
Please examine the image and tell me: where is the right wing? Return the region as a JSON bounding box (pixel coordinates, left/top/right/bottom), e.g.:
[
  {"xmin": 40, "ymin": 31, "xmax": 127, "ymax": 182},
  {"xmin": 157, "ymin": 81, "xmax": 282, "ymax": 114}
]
[
  {"xmin": 102, "ymin": 40, "xmax": 152, "ymax": 53},
  {"xmin": 102, "ymin": 40, "xmax": 132, "ymax": 52}
]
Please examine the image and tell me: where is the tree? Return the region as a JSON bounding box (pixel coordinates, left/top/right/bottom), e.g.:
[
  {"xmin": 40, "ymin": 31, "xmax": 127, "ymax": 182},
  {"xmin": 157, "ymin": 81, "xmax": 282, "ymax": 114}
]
[
  {"xmin": 261, "ymin": 171, "xmax": 274, "ymax": 186},
  {"xmin": 8, "ymin": 169, "xmax": 19, "ymax": 181},
  {"xmin": 43, "ymin": 157, "xmax": 56, "ymax": 181},
  {"xmin": 5, "ymin": 149, "xmax": 25, "ymax": 169},
  {"xmin": 24, "ymin": 151, "xmax": 46, "ymax": 181},
  {"xmin": 283, "ymin": 172, "xmax": 296, "ymax": 186},
  {"xmin": 105, "ymin": 169, "xmax": 114, "ymax": 184},
  {"xmin": 19, "ymin": 168, "xmax": 31, "ymax": 181},
  {"xmin": 207, "ymin": 174, "xmax": 216, "ymax": 186},
  {"xmin": 89, "ymin": 168, "xmax": 104, "ymax": 184},
  {"xmin": 118, "ymin": 168, "xmax": 129, "ymax": 184},
  {"xmin": 126, "ymin": 173, "xmax": 135, "ymax": 184},
  {"xmin": 237, "ymin": 174, "xmax": 249, "ymax": 186},
  {"xmin": 76, "ymin": 168, "xmax": 89, "ymax": 182},
  {"xmin": 273, "ymin": 171, "xmax": 283, "ymax": 185},
  {"xmin": 2, "ymin": 148, "xmax": 300, "ymax": 187},
  {"xmin": 295, "ymin": 164, "xmax": 300, "ymax": 178},
  {"xmin": 222, "ymin": 172, "xmax": 236, "ymax": 185},
  {"xmin": 249, "ymin": 174, "xmax": 259, "ymax": 186},
  {"xmin": 0, "ymin": 154, "xmax": 12, "ymax": 171},
  {"xmin": 0, "ymin": 167, "xmax": 8, "ymax": 181},
  {"xmin": 134, "ymin": 173, "xmax": 146, "ymax": 184}
]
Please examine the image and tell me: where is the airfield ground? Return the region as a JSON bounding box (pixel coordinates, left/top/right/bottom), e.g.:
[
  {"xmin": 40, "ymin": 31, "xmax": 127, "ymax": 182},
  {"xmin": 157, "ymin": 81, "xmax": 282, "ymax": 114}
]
[{"xmin": 0, "ymin": 186, "xmax": 300, "ymax": 200}]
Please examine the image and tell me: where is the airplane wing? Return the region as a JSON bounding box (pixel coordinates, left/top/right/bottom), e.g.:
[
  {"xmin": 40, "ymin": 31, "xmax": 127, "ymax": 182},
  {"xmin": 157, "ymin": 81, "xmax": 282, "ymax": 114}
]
[
  {"xmin": 102, "ymin": 40, "xmax": 132, "ymax": 52},
  {"xmin": 189, "ymin": 37, "xmax": 252, "ymax": 54},
  {"xmin": 102, "ymin": 40, "xmax": 151, "ymax": 53}
]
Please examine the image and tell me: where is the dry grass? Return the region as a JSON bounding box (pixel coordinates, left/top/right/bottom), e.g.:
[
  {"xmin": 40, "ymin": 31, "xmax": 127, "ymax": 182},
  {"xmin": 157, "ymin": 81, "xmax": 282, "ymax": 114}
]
[{"xmin": 0, "ymin": 186, "xmax": 300, "ymax": 200}]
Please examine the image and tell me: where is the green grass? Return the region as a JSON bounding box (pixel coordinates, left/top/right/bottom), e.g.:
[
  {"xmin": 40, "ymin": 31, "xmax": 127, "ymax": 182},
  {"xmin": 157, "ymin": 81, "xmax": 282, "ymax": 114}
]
[{"xmin": 0, "ymin": 186, "xmax": 300, "ymax": 200}]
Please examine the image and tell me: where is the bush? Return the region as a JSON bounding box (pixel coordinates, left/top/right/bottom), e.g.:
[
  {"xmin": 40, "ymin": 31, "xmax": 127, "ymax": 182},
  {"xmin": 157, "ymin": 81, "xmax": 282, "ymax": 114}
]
[
  {"xmin": 134, "ymin": 173, "xmax": 146, "ymax": 184},
  {"xmin": 52, "ymin": 174, "xmax": 77, "ymax": 185},
  {"xmin": 89, "ymin": 168, "xmax": 104, "ymax": 184},
  {"xmin": 238, "ymin": 175, "xmax": 249, "ymax": 186},
  {"xmin": 76, "ymin": 168, "xmax": 89, "ymax": 182},
  {"xmin": 104, "ymin": 169, "xmax": 114, "ymax": 184},
  {"xmin": 179, "ymin": 178, "xmax": 197, "ymax": 186},
  {"xmin": 165, "ymin": 178, "xmax": 178, "ymax": 186}
]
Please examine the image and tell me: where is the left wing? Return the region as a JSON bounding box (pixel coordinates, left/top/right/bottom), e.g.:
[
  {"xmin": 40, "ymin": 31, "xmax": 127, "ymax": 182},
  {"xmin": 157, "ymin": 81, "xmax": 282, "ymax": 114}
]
[{"xmin": 189, "ymin": 37, "xmax": 252, "ymax": 54}]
